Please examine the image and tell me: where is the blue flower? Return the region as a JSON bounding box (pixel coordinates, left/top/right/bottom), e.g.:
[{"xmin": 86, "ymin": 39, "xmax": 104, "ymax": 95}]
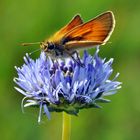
[{"xmin": 14, "ymin": 48, "xmax": 121, "ymax": 122}]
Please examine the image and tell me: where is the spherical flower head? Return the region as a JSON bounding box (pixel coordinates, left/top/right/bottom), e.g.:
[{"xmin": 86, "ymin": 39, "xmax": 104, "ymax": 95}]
[{"xmin": 14, "ymin": 47, "xmax": 121, "ymax": 122}]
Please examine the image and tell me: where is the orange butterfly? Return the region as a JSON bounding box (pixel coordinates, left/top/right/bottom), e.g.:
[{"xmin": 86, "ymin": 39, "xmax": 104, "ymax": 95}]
[{"xmin": 22, "ymin": 11, "xmax": 115, "ymax": 62}]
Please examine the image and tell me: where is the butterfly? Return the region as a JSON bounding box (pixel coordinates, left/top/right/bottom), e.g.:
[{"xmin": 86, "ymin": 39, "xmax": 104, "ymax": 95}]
[{"xmin": 22, "ymin": 11, "xmax": 115, "ymax": 65}]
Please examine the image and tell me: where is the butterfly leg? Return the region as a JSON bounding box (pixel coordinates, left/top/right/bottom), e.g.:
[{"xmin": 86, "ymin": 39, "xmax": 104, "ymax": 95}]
[
  {"xmin": 65, "ymin": 50, "xmax": 84, "ymax": 67},
  {"xmin": 72, "ymin": 51, "xmax": 85, "ymax": 67}
]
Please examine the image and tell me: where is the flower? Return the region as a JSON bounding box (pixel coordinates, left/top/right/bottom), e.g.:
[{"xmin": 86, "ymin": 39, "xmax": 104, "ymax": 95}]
[{"xmin": 14, "ymin": 47, "xmax": 121, "ymax": 122}]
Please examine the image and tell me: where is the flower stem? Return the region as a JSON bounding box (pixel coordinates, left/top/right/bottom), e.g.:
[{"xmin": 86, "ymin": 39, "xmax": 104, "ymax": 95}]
[{"xmin": 62, "ymin": 112, "xmax": 71, "ymax": 140}]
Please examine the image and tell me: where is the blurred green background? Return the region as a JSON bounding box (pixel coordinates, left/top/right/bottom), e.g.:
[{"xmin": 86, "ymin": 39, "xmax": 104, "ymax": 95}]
[{"xmin": 0, "ymin": 0, "xmax": 140, "ymax": 140}]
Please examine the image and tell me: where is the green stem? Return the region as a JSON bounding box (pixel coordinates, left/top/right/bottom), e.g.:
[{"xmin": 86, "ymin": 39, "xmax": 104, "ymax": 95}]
[{"xmin": 62, "ymin": 112, "xmax": 71, "ymax": 140}]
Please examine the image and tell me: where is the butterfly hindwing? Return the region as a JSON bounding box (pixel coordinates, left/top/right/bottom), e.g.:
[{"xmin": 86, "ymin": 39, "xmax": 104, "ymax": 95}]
[{"xmin": 65, "ymin": 41, "xmax": 103, "ymax": 50}]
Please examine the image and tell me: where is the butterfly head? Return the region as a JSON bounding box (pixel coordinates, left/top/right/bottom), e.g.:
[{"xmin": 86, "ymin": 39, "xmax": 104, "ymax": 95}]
[
  {"xmin": 41, "ymin": 42, "xmax": 56, "ymax": 51},
  {"xmin": 40, "ymin": 42, "xmax": 58, "ymax": 57}
]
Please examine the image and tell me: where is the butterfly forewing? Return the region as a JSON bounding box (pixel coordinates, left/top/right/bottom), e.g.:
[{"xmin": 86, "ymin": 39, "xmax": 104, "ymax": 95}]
[
  {"xmin": 47, "ymin": 15, "xmax": 83, "ymax": 44},
  {"xmin": 63, "ymin": 11, "xmax": 115, "ymax": 49}
]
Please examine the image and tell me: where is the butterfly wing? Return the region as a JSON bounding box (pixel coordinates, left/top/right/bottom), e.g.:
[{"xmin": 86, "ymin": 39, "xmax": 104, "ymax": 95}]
[
  {"xmin": 64, "ymin": 41, "xmax": 103, "ymax": 50},
  {"xmin": 47, "ymin": 15, "xmax": 83, "ymax": 44},
  {"xmin": 63, "ymin": 11, "xmax": 115, "ymax": 49}
]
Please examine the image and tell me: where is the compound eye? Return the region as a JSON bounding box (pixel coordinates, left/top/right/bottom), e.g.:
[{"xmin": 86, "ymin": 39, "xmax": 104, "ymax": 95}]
[{"xmin": 48, "ymin": 43, "xmax": 55, "ymax": 50}]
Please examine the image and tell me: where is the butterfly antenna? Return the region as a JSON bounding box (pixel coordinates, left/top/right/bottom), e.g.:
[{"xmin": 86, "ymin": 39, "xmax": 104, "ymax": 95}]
[
  {"xmin": 29, "ymin": 48, "xmax": 41, "ymax": 55},
  {"xmin": 21, "ymin": 42, "xmax": 41, "ymax": 46}
]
